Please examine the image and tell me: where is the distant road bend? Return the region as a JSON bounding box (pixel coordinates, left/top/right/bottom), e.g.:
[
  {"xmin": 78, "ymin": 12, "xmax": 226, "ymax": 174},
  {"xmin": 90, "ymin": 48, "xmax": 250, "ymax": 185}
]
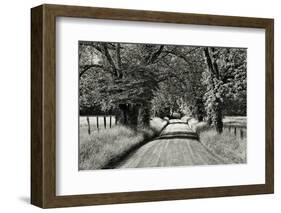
[{"xmin": 116, "ymin": 119, "xmax": 224, "ymax": 168}]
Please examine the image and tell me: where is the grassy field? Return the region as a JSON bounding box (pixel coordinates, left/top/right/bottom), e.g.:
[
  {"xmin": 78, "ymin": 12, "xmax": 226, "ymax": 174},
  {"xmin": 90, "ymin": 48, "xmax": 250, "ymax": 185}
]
[
  {"xmin": 80, "ymin": 116, "xmax": 117, "ymax": 146},
  {"xmin": 223, "ymin": 116, "xmax": 247, "ymax": 127},
  {"xmin": 79, "ymin": 117, "xmax": 168, "ymax": 170},
  {"xmin": 80, "ymin": 116, "xmax": 116, "ymax": 130},
  {"xmin": 188, "ymin": 116, "xmax": 247, "ymax": 164}
]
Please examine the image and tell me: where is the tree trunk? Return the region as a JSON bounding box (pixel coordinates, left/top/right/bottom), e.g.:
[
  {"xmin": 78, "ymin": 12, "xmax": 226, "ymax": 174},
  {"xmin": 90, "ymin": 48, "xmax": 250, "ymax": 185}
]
[
  {"xmin": 118, "ymin": 104, "xmax": 140, "ymax": 127},
  {"xmin": 207, "ymin": 116, "xmax": 212, "ymax": 126},
  {"xmin": 203, "ymin": 47, "xmax": 223, "ymax": 133},
  {"xmin": 138, "ymin": 102, "xmax": 151, "ymax": 127},
  {"xmin": 213, "ymin": 98, "xmax": 223, "ymax": 134},
  {"xmin": 197, "ymin": 115, "xmax": 203, "ymax": 122},
  {"xmin": 118, "ymin": 104, "xmax": 128, "ymax": 125},
  {"xmin": 195, "ymin": 97, "xmax": 205, "ymax": 122},
  {"xmin": 127, "ymin": 104, "xmax": 140, "ymax": 127},
  {"xmin": 104, "ymin": 115, "xmax": 106, "ymax": 129},
  {"xmin": 96, "ymin": 116, "xmax": 99, "ymax": 131},
  {"xmin": 86, "ymin": 116, "xmax": 91, "ymax": 135}
]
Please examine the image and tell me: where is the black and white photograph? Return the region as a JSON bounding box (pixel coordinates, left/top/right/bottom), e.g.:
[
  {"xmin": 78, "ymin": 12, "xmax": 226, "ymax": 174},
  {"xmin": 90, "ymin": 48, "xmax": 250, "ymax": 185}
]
[{"xmin": 79, "ymin": 41, "xmax": 247, "ymax": 170}]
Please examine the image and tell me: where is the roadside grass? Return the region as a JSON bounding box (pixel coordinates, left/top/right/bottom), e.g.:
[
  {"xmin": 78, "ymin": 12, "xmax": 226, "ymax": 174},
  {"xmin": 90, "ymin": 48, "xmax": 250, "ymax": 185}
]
[
  {"xmin": 150, "ymin": 117, "xmax": 169, "ymax": 132},
  {"xmin": 79, "ymin": 117, "xmax": 168, "ymax": 170},
  {"xmin": 188, "ymin": 117, "xmax": 247, "ymax": 164},
  {"xmin": 199, "ymin": 129, "xmax": 247, "ymax": 164},
  {"xmin": 181, "ymin": 116, "xmax": 192, "ymax": 123}
]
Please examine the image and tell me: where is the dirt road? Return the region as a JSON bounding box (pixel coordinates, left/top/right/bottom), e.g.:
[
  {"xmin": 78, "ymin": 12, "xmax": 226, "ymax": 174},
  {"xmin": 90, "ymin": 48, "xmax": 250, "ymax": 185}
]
[{"xmin": 116, "ymin": 119, "xmax": 224, "ymax": 168}]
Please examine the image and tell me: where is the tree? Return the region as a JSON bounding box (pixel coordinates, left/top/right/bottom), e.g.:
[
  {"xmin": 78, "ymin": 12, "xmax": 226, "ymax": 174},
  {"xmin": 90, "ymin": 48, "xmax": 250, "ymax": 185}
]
[
  {"xmin": 202, "ymin": 47, "xmax": 247, "ymax": 133},
  {"xmin": 153, "ymin": 46, "xmax": 207, "ymax": 120},
  {"xmin": 79, "ymin": 41, "xmax": 247, "ymax": 132},
  {"xmin": 98, "ymin": 64, "xmax": 159, "ymax": 126},
  {"xmin": 79, "ymin": 42, "xmax": 166, "ymax": 128}
]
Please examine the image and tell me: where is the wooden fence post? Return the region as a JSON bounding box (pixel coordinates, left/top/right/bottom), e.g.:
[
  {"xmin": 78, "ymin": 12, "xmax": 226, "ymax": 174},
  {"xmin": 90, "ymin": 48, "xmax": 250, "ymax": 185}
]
[
  {"xmin": 96, "ymin": 115, "xmax": 99, "ymax": 131},
  {"xmin": 104, "ymin": 115, "xmax": 106, "ymax": 129},
  {"xmin": 240, "ymin": 129, "xmax": 244, "ymax": 139},
  {"xmin": 86, "ymin": 116, "xmax": 91, "ymax": 135}
]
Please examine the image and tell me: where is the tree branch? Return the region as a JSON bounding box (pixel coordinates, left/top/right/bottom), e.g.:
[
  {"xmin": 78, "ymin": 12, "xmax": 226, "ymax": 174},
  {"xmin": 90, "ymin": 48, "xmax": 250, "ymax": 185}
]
[
  {"xmin": 79, "ymin": 64, "xmax": 103, "ymax": 77},
  {"xmin": 156, "ymin": 60, "xmax": 183, "ymax": 83},
  {"xmin": 162, "ymin": 47, "xmax": 200, "ymax": 64},
  {"xmin": 101, "ymin": 43, "xmax": 119, "ymax": 77},
  {"xmin": 210, "ymin": 48, "xmax": 220, "ymax": 78},
  {"xmin": 203, "ymin": 47, "xmax": 220, "ymax": 79},
  {"xmin": 116, "ymin": 43, "xmax": 122, "ymax": 71},
  {"xmin": 148, "ymin": 45, "xmax": 164, "ymax": 64}
]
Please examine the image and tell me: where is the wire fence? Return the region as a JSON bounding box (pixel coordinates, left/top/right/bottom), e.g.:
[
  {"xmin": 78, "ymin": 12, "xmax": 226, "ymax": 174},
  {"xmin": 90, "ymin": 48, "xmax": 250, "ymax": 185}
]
[
  {"xmin": 223, "ymin": 125, "xmax": 247, "ymax": 139},
  {"xmin": 80, "ymin": 115, "xmax": 117, "ymax": 135}
]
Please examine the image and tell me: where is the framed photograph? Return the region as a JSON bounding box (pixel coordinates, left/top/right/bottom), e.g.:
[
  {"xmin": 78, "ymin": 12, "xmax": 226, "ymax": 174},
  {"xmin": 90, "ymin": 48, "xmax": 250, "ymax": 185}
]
[{"xmin": 31, "ymin": 4, "xmax": 274, "ymax": 208}]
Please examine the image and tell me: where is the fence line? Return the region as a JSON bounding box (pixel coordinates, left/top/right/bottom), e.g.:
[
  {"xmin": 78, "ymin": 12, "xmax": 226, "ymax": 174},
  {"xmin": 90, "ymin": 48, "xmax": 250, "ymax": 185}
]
[
  {"xmin": 81, "ymin": 115, "xmax": 117, "ymax": 135},
  {"xmin": 223, "ymin": 125, "xmax": 246, "ymax": 140}
]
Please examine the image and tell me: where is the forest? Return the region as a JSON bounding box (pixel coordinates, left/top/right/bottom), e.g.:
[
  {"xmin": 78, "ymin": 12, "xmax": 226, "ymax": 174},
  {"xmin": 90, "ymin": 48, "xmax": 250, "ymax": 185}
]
[{"xmin": 79, "ymin": 41, "xmax": 247, "ymax": 134}]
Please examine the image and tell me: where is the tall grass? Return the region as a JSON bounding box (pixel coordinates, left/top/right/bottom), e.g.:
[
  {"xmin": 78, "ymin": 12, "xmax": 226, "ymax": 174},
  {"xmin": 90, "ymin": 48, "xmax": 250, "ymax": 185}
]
[
  {"xmin": 199, "ymin": 129, "xmax": 246, "ymax": 164},
  {"xmin": 79, "ymin": 117, "xmax": 167, "ymax": 170},
  {"xmin": 189, "ymin": 118, "xmax": 247, "ymax": 164}
]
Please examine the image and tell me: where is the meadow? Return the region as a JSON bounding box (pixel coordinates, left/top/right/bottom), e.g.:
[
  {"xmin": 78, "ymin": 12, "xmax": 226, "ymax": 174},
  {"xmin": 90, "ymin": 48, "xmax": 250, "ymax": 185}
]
[{"xmin": 79, "ymin": 117, "xmax": 168, "ymax": 170}]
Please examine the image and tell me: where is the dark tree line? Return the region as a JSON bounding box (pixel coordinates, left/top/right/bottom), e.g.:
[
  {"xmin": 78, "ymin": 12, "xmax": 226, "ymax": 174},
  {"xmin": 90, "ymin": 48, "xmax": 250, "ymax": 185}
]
[{"xmin": 79, "ymin": 41, "xmax": 246, "ymax": 133}]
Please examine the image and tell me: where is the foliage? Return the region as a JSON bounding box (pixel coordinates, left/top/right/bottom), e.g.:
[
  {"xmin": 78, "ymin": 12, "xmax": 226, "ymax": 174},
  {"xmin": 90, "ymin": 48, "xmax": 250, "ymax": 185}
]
[
  {"xmin": 151, "ymin": 46, "xmax": 206, "ymax": 119},
  {"xmin": 98, "ymin": 65, "xmax": 159, "ymax": 105},
  {"xmin": 202, "ymin": 47, "xmax": 247, "ymax": 132},
  {"xmin": 79, "ymin": 41, "xmax": 247, "ymax": 131},
  {"xmin": 79, "ymin": 42, "xmax": 168, "ymax": 126}
]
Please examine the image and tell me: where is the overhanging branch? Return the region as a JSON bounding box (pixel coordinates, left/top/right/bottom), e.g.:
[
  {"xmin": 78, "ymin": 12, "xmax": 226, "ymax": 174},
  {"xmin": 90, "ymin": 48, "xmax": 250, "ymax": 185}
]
[
  {"xmin": 162, "ymin": 47, "xmax": 200, "ymax": 64},
  {"xmin": 79, "ymin": 64, "xmax": 103, "ymax": 77}
]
